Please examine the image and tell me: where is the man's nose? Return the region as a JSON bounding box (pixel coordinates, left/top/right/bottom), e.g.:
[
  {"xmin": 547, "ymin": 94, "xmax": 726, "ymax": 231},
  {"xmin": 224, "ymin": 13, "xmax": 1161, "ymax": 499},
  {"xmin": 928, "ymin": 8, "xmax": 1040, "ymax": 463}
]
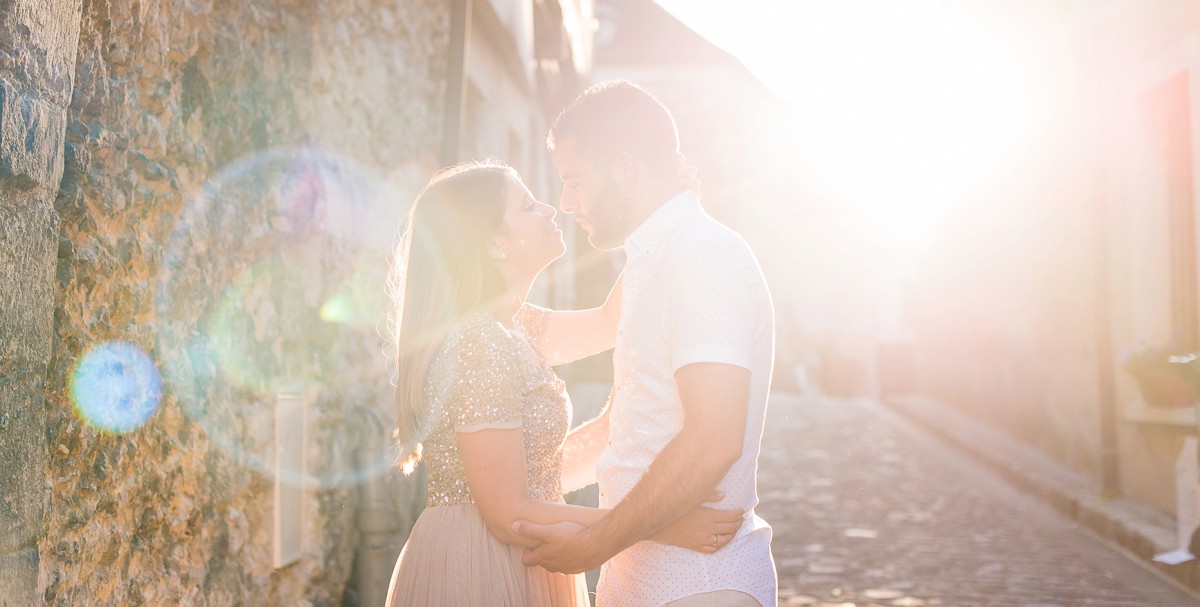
[{"xmin": 558, "ymin": 189, "xmax": 576, "ymax": 213}]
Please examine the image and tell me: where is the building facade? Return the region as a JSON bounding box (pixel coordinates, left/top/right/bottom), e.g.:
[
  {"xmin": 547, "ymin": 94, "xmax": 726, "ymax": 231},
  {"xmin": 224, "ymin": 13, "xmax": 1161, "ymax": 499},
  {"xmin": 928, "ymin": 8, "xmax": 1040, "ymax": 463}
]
[
  {"xmin": 0, "ymin": 1, "xmax": 589, "ymax": 605},
  {"xmin": 903, "ymin": 0, "xmax": 1200, "ymax": 542}
]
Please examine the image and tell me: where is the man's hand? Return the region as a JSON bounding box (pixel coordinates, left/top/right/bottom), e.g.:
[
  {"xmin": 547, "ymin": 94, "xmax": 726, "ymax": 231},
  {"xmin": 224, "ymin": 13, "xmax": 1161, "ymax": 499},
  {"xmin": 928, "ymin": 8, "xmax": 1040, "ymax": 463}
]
[{"xmin": 512, "ymin": 520, "xmax": 606, "ymax": 574}]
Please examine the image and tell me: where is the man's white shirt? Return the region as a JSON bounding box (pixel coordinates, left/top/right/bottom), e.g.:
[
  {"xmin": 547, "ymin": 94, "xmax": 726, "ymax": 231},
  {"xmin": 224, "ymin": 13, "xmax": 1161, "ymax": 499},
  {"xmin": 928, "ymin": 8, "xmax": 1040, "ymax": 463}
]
[{"xmin": 596, "ymin": 190, "xmax": 777, "ymax": 607}]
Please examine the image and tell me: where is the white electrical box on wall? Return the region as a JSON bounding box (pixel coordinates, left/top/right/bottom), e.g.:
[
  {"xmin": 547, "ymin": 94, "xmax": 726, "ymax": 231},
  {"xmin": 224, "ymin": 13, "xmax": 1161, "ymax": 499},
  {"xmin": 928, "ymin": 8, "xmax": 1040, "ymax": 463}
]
[{"xmin": 273, "ymin": 391, "xmax": 308, "ymax": 569}]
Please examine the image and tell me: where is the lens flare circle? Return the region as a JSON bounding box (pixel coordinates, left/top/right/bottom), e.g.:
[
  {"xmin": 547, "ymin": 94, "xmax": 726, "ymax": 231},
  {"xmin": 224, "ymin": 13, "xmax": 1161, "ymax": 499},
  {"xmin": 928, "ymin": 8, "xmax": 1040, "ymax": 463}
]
[
  {"xmin": 155, "ymin": 145, "xmax": 409, "ymax": 488},
  {"xmin": 70, "ymin": 341, "xmax": 163, "ymax": 433}
]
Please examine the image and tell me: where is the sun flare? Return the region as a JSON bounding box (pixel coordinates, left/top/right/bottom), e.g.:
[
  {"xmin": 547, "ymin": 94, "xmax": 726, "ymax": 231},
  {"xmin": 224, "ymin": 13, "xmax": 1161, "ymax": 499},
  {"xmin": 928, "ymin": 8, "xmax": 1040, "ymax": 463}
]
[
  {"xmin": 775, "ymin": 3, "xmax": 1050, "ymax": 246},
  {"xmin": 657, "ymin": 1, "xmax": 1055, "ymax": 250}
]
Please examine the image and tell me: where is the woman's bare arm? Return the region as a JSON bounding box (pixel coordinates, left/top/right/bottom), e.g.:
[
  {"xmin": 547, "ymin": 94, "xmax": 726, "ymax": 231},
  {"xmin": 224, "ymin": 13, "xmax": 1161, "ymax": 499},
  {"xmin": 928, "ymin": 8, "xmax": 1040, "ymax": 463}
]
[
  {"xmin": 525, "ymin": 275, "xmax": 622, "ymax": 366},
  {"xmin": 560, "ymin": 393, "xmax": 611, "ymax": 494},
  {"xmin": 457, "ymin": 427, "xmax": 608, "ymax": 547}
]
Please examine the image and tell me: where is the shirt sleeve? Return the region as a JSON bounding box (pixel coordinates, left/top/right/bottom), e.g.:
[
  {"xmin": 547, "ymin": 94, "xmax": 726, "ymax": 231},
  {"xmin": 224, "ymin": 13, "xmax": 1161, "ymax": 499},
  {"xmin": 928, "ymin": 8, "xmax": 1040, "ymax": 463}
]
[
  {"xmin": 442, "ymin": 318, "xmax": 527, "ymax": 432},
  {"xmin": 666, "ymin": 238, "xmax": 763, "ymax": 373}
]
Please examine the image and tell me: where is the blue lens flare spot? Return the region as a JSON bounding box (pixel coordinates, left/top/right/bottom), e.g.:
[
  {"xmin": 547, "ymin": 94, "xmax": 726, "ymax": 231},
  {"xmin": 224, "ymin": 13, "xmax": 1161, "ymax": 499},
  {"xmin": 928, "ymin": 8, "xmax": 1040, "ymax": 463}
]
[{"xmin": 70, "ymin": 341, "xmax": 163, "ymax": 433}]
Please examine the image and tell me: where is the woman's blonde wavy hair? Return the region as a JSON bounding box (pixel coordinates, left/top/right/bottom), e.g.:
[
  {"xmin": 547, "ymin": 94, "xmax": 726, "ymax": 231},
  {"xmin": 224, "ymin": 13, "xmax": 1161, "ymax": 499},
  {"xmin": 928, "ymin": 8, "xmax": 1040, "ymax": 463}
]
[{"xmin": 387, "ymin": 159, "xmax": 515, "ymax": 474}]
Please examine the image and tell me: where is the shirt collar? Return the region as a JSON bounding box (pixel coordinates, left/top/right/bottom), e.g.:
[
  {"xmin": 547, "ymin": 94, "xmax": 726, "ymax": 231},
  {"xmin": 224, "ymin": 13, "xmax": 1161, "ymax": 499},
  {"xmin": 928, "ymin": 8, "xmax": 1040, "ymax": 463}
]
[{"xmin": 623, "ymin": 190, "xmax": 701, "ymax": 260}]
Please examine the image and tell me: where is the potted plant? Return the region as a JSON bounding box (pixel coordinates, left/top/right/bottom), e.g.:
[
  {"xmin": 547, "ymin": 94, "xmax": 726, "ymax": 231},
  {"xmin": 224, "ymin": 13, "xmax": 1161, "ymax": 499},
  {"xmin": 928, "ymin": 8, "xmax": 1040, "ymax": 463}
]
[{"xmin": 1122, "ymin": 345, "xmax": 1200, "ymax": 408}]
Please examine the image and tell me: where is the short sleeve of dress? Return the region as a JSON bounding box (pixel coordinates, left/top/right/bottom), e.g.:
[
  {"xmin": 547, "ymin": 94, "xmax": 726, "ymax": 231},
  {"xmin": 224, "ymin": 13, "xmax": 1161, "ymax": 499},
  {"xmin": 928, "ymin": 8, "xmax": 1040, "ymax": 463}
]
[
  {"xmin": 514, "ymin": 303, "xmax": 552, "ymax": 348},
  {"xmin": 440, "ymin": 317, "xmax": 527, "ymax": 433}
]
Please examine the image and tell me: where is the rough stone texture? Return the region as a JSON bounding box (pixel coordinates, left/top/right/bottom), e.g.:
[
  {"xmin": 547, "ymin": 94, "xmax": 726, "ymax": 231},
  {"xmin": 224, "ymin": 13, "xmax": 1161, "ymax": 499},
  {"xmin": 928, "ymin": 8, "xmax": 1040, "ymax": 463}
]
[
  {"xmin": 0, "ymin": 199, "xmax": 58, "ymax": 607},
  {"xmin": 0, "ymin": 79, "xmax": 68, "ymax": 193},
  {"xmin": 0, "ymin": 201, "xmax": 57, "ymax": 547},
  {"xmin": 0, "ymin": 0, "xmax": 84, "ymax": 104},
  {"xmin": 0, "ymin": 2, "xmax": 84, "ymax": 606},
  {"xmin": 0, "ymin": 549, "xmax": 39, "ymax": 607},
  {"xmin": 17, "ymin": 0, "xmax": 452, "ymax": 605}
]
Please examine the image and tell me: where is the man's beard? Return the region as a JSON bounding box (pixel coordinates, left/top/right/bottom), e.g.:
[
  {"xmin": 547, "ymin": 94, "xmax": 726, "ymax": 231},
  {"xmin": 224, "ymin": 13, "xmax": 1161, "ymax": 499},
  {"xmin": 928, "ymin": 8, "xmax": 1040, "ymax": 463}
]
[{"xmin": 586, "ymin": 180, "xmax": 635, "ymax": 251}]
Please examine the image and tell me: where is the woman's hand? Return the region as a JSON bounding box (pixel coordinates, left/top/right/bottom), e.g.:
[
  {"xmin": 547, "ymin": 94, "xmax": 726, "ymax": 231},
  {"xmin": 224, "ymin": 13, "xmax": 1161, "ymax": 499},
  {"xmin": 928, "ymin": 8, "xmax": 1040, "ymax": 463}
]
[{"xmin": 651, "ymin": 498, "xmax": 745, "ymax": 553}]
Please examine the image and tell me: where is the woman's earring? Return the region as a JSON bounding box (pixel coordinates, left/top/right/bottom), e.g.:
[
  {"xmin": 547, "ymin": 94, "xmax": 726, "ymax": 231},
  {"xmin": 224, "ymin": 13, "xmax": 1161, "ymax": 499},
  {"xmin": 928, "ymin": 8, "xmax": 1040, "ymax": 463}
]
[{"xmin": 497, "ymin": 251, "xmax": 508, "ymax": 261}]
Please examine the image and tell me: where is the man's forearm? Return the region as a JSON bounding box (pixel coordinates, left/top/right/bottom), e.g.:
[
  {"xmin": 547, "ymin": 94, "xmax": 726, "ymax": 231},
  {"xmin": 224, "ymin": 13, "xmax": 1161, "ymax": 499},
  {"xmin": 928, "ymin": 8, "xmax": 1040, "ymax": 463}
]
[{"xmin": 582, "ymin": 427, "xmax": 735, "ymax": 560}]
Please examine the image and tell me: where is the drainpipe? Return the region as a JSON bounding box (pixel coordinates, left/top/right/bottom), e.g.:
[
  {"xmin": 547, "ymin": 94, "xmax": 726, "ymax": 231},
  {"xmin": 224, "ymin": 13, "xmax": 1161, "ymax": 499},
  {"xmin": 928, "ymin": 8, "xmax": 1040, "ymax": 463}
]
[
  {"xmin": 1088, "ymin": 16, "xmax": 1120, "ymax": 497},
  {"xmin": 349, "ymin": 405, "xmax": 401, "ymax": 607},
  {"xmin": 1094, "ymin": 184, "xmax": 1120, "ymax": 497},
  {"xmin": 440, "ymin": 0, "xmax": 473, "ymax": 166}
]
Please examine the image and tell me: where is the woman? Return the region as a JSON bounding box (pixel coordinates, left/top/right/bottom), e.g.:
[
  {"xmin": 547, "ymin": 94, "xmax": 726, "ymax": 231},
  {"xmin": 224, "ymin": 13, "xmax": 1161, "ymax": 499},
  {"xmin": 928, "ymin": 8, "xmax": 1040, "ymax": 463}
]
[{"xmin": 384, "ymin": 160, "xmax": 741, "ymax": 607}]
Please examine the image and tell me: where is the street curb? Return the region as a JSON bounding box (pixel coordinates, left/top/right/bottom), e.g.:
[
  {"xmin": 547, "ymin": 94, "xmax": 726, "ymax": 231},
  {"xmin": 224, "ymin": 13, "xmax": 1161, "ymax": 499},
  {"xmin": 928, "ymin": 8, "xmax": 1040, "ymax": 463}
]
[{"xmin": 884, "ymin": 394, "xmax": 1200, "ymax": 595}]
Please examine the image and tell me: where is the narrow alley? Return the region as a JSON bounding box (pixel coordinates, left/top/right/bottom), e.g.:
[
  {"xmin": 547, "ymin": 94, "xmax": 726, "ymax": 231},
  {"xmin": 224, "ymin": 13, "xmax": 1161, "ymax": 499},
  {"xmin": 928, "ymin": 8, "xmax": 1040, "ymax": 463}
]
[{"xmin": 757, "ymin": 394, "xmax": 1200, "ymax": 607}]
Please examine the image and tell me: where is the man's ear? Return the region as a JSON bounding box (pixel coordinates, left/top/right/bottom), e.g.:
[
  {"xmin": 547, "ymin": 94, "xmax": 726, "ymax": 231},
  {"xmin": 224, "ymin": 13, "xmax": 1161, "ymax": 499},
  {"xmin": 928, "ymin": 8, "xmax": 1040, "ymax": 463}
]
[{"xmin": 609, "ymin": 151, "xmax": 640, "ymax": 194}]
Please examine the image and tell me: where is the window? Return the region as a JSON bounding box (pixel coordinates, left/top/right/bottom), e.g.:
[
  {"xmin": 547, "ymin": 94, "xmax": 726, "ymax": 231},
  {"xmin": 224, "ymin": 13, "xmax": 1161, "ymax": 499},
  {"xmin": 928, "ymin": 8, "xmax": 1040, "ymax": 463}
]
[{"xmin": 1144, "ymin": 72, "xmax": 1198, "ymax": 349}]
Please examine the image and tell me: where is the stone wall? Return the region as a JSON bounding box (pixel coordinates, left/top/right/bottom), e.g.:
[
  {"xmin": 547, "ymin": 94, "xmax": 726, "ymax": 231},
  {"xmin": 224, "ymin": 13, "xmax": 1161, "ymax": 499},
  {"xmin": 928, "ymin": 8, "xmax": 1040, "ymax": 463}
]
[
  {"xmin": 0, "ymin": 1, "xmax": 84, "ymax": 606},
  {"xmin": 1, "ymin": 0, "xmax": 450, "ymax": 605}
]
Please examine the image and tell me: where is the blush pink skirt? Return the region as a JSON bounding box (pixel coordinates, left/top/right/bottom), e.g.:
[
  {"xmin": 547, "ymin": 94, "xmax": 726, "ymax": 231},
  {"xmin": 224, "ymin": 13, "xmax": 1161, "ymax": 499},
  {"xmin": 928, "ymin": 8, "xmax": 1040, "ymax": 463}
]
[{"xmin": 386, "ymin": 504, "xmax": 590, "ymax": 607}]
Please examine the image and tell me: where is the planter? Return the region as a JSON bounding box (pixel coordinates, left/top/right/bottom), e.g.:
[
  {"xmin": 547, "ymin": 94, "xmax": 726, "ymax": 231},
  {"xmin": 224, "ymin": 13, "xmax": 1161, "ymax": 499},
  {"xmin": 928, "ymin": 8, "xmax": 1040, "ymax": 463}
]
[{"xmin": 1131, "ymin": 368, "xmax": 1198, "ymax": 408}]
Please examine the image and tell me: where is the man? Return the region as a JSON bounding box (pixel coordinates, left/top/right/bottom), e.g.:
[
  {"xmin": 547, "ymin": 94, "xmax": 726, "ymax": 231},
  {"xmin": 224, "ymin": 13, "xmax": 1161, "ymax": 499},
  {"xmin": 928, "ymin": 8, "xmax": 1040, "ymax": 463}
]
[{"xmin": 513, "ymin": 81, "xmax": 777, "ymax": 607}]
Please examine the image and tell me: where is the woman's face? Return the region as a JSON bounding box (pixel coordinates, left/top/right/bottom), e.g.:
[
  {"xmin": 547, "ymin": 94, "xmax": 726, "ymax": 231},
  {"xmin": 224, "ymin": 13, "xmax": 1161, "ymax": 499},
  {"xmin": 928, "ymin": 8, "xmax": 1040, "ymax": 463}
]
[{"xmin": 493, "ymin": 173, "xmax": 565, "ymax": 275}]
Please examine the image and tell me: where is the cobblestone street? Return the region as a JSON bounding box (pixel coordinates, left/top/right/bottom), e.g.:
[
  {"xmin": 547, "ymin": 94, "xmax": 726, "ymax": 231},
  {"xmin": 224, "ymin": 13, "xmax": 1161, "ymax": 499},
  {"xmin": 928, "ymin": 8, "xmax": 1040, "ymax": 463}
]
[{"xmin": 756, "ymin": 393, "xmax": 1200, "ymax": 607}]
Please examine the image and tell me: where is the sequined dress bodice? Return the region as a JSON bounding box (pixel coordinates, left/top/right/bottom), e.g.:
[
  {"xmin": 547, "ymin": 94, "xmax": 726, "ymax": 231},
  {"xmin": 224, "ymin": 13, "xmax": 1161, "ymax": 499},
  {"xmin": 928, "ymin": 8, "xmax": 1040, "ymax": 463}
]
[{"xmin": 420, "ymin": 310, "xmax": 569, "ymax": 507}]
